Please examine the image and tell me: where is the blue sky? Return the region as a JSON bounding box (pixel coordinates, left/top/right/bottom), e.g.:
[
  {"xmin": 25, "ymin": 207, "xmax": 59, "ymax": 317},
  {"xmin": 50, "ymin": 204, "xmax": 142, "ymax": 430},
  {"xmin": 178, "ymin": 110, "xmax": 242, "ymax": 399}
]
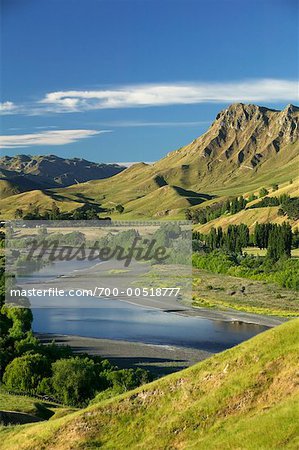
[{"xmin": 0, "ymin": 0, "xmax": 298, "ymax": 163}]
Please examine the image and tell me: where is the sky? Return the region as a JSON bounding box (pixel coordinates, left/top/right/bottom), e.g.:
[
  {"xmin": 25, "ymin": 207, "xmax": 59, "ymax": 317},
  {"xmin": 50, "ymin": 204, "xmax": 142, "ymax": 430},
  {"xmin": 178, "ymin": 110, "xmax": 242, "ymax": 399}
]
[{"xmin": 0, "ymin": 0, "xmax": 298, "ymax": 163}]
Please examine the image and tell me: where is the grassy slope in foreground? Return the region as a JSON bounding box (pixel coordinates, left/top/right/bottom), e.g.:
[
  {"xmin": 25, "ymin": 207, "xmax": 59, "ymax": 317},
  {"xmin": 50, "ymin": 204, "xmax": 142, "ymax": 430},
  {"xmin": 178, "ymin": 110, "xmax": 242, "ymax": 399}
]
[
  {"xmin": 0, "ymin": 391, "xmax": 75, "ymax": 422},
  {"xmin": 1, "ymin": 319, "xmax": 298, "ymax": 450}
]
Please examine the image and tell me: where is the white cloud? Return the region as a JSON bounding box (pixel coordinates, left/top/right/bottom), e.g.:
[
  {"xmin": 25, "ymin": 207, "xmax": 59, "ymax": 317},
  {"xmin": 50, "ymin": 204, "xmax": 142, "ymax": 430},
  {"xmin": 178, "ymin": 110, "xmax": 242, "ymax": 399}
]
[
  {"xmin": 0, "ymin": 129, "xmax": 110, "ymax": 148},
  {"xmin": 95, "ymin": 120, "xmax": 210, "ymax": 127},
  {"xmin": 1, "ymin": 79, "xmax": 298, "ymax": 116},
  {"xmin": 39, "ymin": 79, "xmax": 298, "ymax": 112},
  {"xmin": 0, "ymin": 101, "xmax": 17, "ymax": 113},
  {"xmin": 34, "ymin": 125, "xmax": 59, "ymax": 130}
]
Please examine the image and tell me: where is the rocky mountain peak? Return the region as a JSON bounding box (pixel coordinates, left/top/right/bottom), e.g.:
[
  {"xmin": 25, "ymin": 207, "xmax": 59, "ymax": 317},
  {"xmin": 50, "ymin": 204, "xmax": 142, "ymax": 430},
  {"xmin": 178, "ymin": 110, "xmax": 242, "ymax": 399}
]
[
  {"xmin": 282, "ymin": 104, "xmax": 299, "ymax": 115},
  {"xmin": 172, "ymin": 103, "xmax": 299, "ymax": 181}
]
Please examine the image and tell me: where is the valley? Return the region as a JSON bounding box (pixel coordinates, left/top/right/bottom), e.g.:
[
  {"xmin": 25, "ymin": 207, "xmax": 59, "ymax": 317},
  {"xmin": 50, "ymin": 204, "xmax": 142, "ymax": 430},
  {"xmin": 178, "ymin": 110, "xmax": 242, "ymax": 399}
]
[{"xmin": 0, "ymin": 103, "xmax": 298, "ymax": 229}]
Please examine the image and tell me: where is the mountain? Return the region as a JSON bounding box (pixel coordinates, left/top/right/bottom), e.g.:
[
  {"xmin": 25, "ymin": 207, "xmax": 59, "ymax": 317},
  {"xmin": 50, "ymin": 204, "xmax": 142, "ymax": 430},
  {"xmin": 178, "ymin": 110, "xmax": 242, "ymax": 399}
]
[
  {"xmin": 0, "ymin": 104, "xmax": 298, "ymax": 219},
  {"xmin": 0, "ymin": 154, "xmax": 125, "ymax": 194},
  {"xmin": 54, "ymin": 103, "xmax": 299, "ymax": 217},
  {"xmin": 1, "ymin": 319, "xmax": 298, "ymax": 449},
  {"xmin": 0, "ymin": 167, "xmax": 62, "ymax": 199},
  {"xmin": 152, "ymin": 103, "xmax": 299, "ymax": 193}
]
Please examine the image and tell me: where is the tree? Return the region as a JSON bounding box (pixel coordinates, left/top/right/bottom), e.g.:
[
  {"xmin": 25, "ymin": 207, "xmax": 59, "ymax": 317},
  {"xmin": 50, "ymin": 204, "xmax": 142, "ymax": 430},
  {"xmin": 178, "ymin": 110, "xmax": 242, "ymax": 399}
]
[
  {"xmin": 51, "ymin": 357, "xmax": 99, "ymax": 406},
  {"xmin": 238, "ymin": 196, "xmax": 246, "ymax": 210},
  {"xmin": 2, "ymin": 306, "xmax": 33, "ymax": 338},
  {"xmin": 272, "ymin": 183, "xmax": 279, "ymax": 191},
  {"xmin": 248, "ymin": 193, "xmax": 257, "ymax": 202},
  {"xmin": 293, "ymin": 227, "xmax": 299, "ymax": 249},
  {"xmin": 238, "ymin": 223, "xmax": 249, "ymax": 248},
  {"xmin": 115, "ymin": 204, "xmax": 124, "ymax": 214},
  {"xmin": 50, "ymin": 202, "xmax": 61, "ymax": 220},
  {"xmin": 224, "ymin": 199, "xmax": 231, "ymax": 213},
  {"xmin": 216, "ymin": 227, "xmax": 224, "ymax": 248},
  {"xmin": 225, "ymin": 225, "xmax": 242, "ymax": 253},
  {"xmin": 14, "ymin": 208, "xmax": 23, "ymax": 219},
  {"xmin": 259, "ymin": 188, "xmax": 269, "ymax": 198},
  {"xmin": 267, "ymin": 223, "xmax": 292, "ymax": 261},
  {"xmin": 71, "ymin": 204, "xmax": 99, "ymax": 220},
  {"xmin": 23, "ymin": 203, "xmax": 44, "ymax": 219},
  {"xmin": 107, "ymin": 368, "xmax": 151, "ymax": 392},
  {"xmin": 85, "ymin": 209, "xmax": 99, "ymax": 220},
  {"xmin": 207, "ymin": 227, "xmax": 217, "ymax": 250},
  {"xmin": 278, "ymin": 197, "xmax": 299, "ymax": 220},
  {"xmin": 229, "ymin": 196, "xmax": 247, "ymax": 214},
  {"xmin": 185, "ymin": 209, "xmax": 192, "ymax": 220},
  {"xmin": 72, "ymin": 209, "xmax": 83, "ymax": 220},
  {"xmin": 230, "ymin": 197, "xmax": 238, "ymax": 214},
  {"xmin": 3, "ymin": 353, "xmax": 50, "ymax": 393}
]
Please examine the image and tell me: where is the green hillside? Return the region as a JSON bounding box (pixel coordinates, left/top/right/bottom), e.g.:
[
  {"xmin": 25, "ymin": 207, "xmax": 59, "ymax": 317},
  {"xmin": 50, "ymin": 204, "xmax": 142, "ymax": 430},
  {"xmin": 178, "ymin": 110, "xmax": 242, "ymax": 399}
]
[
  {"xmin": 195, "ymin": 204, "xmax": 299, "ymax": 234},
  {"xmin": 0, "ymin": 391, "xmax": 75, "ymax": 422},
  {"xmin": 0, "ymin": 189, "xmax": 83, "ymax": 216},
  {"xmin": 193, "ymin": 177, "xmax": 299, "ymax": 233},
  {"xmin": 0, "ymin": 168, "xmax": 53, "ymax": 199},
  {"xmin": 1, "ymin": 319, "xmax": 298, "ymax": 450}
]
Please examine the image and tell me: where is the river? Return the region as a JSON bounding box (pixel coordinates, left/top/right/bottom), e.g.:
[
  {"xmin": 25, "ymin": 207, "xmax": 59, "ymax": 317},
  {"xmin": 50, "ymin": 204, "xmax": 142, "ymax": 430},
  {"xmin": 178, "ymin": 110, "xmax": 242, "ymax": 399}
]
[{"xmin": 18, "ymin": 260, "xmax": 269, "ymax": 354}]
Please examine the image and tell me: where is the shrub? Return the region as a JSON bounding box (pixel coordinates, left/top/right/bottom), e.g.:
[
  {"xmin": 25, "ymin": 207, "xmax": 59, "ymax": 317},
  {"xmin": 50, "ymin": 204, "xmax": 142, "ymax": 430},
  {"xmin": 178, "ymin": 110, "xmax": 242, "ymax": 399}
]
[
  {"xmin": 3, "ymin": 353, "xmax": 50, "ymax": 393},
  {"xmin": 259, "ymin": 188, "xmax": 269, "ymax": 198},
  {"xmin": 115, "ymin": 204, "xmax": 125, "ymax": 214},
  {"xmin": 51, "ymin": 357, "xmax": 100, "ymax": 406},
  {"xmin": 107, "ymin": 368, "xmax": 152, "ymax": 392}
]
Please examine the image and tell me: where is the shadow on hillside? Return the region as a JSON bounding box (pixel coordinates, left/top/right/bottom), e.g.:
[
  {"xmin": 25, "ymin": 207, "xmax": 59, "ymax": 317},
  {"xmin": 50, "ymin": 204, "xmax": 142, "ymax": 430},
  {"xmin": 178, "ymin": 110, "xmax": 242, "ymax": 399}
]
[
  {"xmin": 173, "ymin": 186, "xmax": 215, "ymax": 206},
  {"xmin": 71, "ymin": 351, "xmax": 189, "ymax": 377}
]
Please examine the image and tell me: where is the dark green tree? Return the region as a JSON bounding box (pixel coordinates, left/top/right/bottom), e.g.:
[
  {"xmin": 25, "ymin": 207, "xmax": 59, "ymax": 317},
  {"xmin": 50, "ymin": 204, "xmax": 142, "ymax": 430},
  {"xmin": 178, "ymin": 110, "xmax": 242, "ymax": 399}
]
[
  {"xmin": 3, "ymin": 353, "xmax": 50, "ymax": 393},
  {"xmin": 51, "ymin": 357, "xmax": 99, "ymax": 406},
  {"xmin": 259, "ymin": 188, "xmax": 269, "ymax": 198}
]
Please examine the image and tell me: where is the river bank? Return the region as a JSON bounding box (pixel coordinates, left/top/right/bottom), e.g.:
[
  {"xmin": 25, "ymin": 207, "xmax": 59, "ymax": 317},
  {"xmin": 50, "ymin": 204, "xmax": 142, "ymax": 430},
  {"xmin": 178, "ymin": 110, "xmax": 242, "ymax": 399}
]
[{"xmin": 36, "ymin": 333, "xmax": 212, "ymax": 377}]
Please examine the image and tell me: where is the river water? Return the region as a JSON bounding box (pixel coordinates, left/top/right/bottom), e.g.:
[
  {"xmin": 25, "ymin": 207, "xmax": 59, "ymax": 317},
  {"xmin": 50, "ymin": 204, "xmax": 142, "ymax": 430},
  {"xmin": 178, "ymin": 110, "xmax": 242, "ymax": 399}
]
[{"xmin": 19, "ymin": 260, "xmax": 268, "ymax": 353}]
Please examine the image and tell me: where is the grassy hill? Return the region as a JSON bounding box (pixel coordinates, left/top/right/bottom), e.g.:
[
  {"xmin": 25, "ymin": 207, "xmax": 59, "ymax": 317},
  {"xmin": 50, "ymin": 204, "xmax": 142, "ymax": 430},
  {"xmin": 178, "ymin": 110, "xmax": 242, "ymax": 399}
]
[
  {"xmin": 194, "ymin": 177, "xmax": 299, "ymax": 233},
  {"xmin": 0, "ymin": 168, "xmax": 56, "ymax": 199},
  {"xmin": 0, "ymin": 391, "xmax": 75, "ymax": 422},
  {"xmin": 1, "ymin": 319, "xmax": 298, "ymax": 449},
  {"xmin": 0, "ymin": 189, "xmax": 83, "ymax": 216},
  {"xmin": 195, "ymin": 204, "xmax": 299, "ymax": 234}
]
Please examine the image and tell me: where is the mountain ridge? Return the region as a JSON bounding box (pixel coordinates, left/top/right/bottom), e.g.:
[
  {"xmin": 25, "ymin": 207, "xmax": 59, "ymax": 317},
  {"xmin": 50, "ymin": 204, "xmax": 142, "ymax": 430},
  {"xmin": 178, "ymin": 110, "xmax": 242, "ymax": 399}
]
[
  {"xmin": 152, "ymin": 102, "xmax": 299, "ymax": 190},
  {"xmin": 0, "ymin": 154, "xmax": 125, "ymax": 196}
]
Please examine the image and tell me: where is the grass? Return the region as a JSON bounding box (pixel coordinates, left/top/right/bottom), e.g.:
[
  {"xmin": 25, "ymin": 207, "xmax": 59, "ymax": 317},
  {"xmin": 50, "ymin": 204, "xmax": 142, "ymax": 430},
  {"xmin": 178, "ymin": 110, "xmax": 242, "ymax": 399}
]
[
  {"xmin": 243, "ymin": 247, "xmax": 299, "ymax": 258},
  {"xmin": 193, "ymin": 296, "xmax": 299, "ymax": 317},
  {"xmin": 194, "ymin": 205, "xmax": 299, "ymax": 234},
  {"xmin": 107, "ymin": 269, "xmax": 131, "ymax": 275},
  {"xmin": 0, "ymin": 319, "xmax": 298, "ymax": 449},
  {"xmin": 192, "ymin": 268, "xmax": 299, "ymax": 317},
  {"xmin": 0, "ymin": 390, "xmax": 75, "ymax": 421}
]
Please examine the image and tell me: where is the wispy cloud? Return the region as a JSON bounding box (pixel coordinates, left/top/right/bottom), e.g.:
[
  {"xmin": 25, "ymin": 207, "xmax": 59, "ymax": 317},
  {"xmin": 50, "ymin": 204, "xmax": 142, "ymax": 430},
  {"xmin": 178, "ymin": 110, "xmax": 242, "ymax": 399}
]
[
  {"xmin": 0, "ymin": 129, "xmax": 110, "ymax": 148},
  {"xmin": 95, "ymin": 120, "xmax": 211, "ymax": 128},
  {"xmin": 39, "ymin": 79, "xmax": 298, "ymax": 112},
  {"xmin": 34, "ymin": 125, "xmax": 59, "ymax": 130},
  {"xmin": 8, "ymin": 125, "xmax": 59, "ymax": 131},
  {"xmin": 1, "ymin": 79, "xmax": 298, "ymax": 115},
  {"xmin": 0, "ymin": 101, "xmax": 18, "ymax": 114}
]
